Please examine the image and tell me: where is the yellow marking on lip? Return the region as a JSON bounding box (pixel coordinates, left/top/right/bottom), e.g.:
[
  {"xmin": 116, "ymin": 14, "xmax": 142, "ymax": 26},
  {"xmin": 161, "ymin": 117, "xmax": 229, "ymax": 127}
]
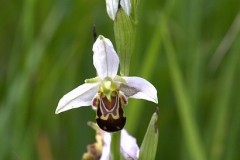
[{"xmin": 99, "ymin": 113, "xmax": 120, "ymax": 120}]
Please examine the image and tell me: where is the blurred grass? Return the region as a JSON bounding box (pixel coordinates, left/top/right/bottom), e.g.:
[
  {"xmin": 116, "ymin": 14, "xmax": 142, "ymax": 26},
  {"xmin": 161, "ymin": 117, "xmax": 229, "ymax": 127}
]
[
  {"xmin": 161, "ymin": 13, "xmax": 206, "ymax": 160},
  {"xmin": 0, "ymin": 0, "xmax": 240, "ymax": 159}
]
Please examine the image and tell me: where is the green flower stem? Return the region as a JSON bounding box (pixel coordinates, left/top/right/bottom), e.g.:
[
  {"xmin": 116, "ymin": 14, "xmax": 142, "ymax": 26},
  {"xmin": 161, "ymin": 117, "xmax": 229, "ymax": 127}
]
[{"xmin": 111, "ymin": 132, "xmax": 121, "ymax": 160}]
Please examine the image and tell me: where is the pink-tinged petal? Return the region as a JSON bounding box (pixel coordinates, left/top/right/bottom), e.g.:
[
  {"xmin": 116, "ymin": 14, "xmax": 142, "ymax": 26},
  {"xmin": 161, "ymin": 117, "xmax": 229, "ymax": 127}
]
[
  {"xmin": 93, "ymin": 35, "xmax": 119, "ymax": 79},
  {"xmin": 55, "ymin": 83, "xmax": 98, "ymax": 114},
  {"xmin": 120, "ymin": 0, "xmax": 131, "ymax": 16},
  {"xmin": 100, "ymin": 129, "xmax": 139, "ymax": 160},
  {"xmin": 105, "ymin": 0, "xmax": 119, "ymax": 20},
  {"xmin": 121, "ymin": 76, "xmax": 158, "ymax": 104},
  {"xmin": 120, "ymin": 129, "xmax": 139, "ymax": 159}
]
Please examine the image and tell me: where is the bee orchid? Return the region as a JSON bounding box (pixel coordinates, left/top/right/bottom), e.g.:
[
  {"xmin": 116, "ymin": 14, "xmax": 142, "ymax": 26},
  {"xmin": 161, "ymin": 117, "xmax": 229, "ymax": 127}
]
[
  {"xmin": 101, "ymin": 129, "xmax": 139, "ymax": 160},
  {"xmin": 55, "ymin": 35, "xmax": 158, "ymax": 132},
  {"xmin": 82, "ymin": 122, "xmax": 139, "ymax": 160}
]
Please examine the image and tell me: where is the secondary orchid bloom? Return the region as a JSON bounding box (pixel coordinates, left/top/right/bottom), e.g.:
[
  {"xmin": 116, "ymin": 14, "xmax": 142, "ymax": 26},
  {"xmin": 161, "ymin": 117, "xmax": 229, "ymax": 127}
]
[
  {"xmin": 82, "ymin": 122, "xmax": 139, "ymax": 160},
  {"xmin": 101, "ymin": 129, "xmax": 139, "ymax": 160},
  {"xmin": 105, "ymin": 0, "xmax": 131, "ymax": 20},
  {"xmin": 55, "ymin": 35, "xmax": 158, "ymax": 132}
]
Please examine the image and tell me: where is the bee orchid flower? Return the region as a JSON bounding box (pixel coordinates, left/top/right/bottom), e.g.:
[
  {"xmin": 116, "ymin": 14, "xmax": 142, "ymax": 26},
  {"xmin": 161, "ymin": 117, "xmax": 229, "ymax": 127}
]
[
  {"xmin": 55, "ymin": 35, "xmax": 158, "ymax": 132},
  {"xmin": 101, "ymin": 129, "xmax": 139, "ymax": 160},
  {"xmin": 82, "ymin": 122, "xmax": 139, "ymax": 160}
]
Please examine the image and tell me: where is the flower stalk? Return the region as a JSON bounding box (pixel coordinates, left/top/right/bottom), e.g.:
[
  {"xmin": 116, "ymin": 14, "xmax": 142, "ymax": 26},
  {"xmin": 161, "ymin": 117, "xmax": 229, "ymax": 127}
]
[{"xmin": 110, "ymin": 132, "xmax": 121, "ymax": 160}]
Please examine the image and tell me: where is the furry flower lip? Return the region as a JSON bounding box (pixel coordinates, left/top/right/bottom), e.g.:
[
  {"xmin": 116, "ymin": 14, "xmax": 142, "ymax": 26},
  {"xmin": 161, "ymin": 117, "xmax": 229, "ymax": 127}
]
[{"xmin": 55, "ymin": 35, "xmax": 158, "ymax": 132}]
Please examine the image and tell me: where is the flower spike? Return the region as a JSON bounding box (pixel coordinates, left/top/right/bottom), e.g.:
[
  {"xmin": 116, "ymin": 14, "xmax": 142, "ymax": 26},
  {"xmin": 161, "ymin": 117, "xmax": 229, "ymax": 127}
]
[{"xmin": 56, "ymin": 35, "xmax": 158, "ymax": 132}]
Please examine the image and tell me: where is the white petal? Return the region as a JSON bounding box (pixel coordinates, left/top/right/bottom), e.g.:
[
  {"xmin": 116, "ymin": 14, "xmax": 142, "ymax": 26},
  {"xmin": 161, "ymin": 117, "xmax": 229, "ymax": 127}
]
[
  {"xmin": 120, "ymin": 129, "xmax": 139, "ymax": 159},
  {"xmin": 121, "ymin": 76, "xmax": 158, "ymax": 104},
  {"xmin": 93, "ymin": 35, "xmax": 119, "ymax": 79},
  {"xmin": 105, "ymin": 0, "xmax": 119, "ymax": 20},
  {"xmin": 120, "ymin": 0, "xmax": 131, "ymax": 16},
  {"xmin": 55, "ymin": 83, "xmax": 98, "ymax": 114}
]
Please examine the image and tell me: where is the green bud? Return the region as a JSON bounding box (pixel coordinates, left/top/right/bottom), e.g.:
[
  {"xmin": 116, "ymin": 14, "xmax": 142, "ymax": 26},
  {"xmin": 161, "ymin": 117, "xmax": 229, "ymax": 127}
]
[
  {"xmin": 139, "ymin": 110, "xmax": 159, "ymax": 160},
  {"xmin": 114, "ymin": 8, "xmax": 135, "ymax": 76},
  {"xmin": 131, "ymin": 0, "xmax": 139, "ymax": 23}
]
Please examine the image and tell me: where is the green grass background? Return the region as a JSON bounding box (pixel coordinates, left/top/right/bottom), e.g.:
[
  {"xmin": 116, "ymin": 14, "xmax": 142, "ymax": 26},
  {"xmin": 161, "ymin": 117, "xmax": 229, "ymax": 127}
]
[{"xmin": 1, "ymin": 0, "xmax": 240, "ymax": 159}]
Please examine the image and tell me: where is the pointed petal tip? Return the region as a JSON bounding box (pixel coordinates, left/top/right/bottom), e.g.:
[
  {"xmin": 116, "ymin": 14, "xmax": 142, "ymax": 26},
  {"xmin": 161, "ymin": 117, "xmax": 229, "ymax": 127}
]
[
  {"xmin": 120, "ymin": 0, "xmax": 131, "ymax": 16},
  {"xmin": 55, "ymin": 110, "xmax": 59, "ymax": 114},
  {"xmin": 98, "ymin": 35, "xmax": 104, "ymax": 40},
  {"xmin": 153, "ymin": 95, "xmax": 159, "ymax": 104},
  {"xmin": 153, "ymin": 98, "xmax": 158, "ymax": 104},
  {"xmin": 55, "ymin": 98, "xmax": 68, "ymax": 114},
  {"xmin": 55, "ymin": 105, "xmax": 62, "ymax": 114},
  {"xmin": 105, "ymin": 0, "xmax": 118, "ymax": 20}
]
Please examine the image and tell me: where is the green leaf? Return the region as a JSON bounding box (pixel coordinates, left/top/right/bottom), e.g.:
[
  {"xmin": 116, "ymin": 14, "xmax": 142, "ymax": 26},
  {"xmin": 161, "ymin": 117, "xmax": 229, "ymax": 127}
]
[{"xmin": 139, "ymin": 110, "xmax": 159, "ymax": 160}]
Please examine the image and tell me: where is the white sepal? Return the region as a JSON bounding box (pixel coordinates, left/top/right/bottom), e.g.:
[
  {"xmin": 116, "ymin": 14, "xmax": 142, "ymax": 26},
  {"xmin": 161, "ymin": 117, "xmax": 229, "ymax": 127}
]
[
  {"xmin": 100, "ymin": 129, "xmax": 139, "ymax": 160},
  {"xmin": 120, "ymin": 0, "xmax": 131, "ymax": 16},
  {"xmin": 93, "ymin": 35, "xmax": 119, "ymax": 79},
  {"xmin": 55, "ymin": 83, "xmax": 98, "ymax": 114},
  {"xmin": 120, "ymin": 129, "xmax": 139, "ymax": 159},
  {"xmin": 105, "ymin": 0, "xmax": 119, "ymax": 20}
]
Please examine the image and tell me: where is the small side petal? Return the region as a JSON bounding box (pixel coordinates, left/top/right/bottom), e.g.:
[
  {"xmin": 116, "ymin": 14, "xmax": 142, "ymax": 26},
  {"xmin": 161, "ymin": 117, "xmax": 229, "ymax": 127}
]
[
  {"xmin": 93, "ymin": 35, "xmax": 119, "ymax": 79},
  {"xmin": 121, "ymin": 76, "xmax": 158, "ymax": 104},
  {"xmin": 105, "ymin": 0, "xmax": 119, "ymax": 20},
  {"xmin": 121, "ymin": 129, "xmax": 139, "ymax": 159},
  {"xmin": 55, "ymin": 83, "xmax": 98, "ymax": 114},
  {"xmin": 120, "ymin": 0, "xmax": 131, "ymax": 16}
]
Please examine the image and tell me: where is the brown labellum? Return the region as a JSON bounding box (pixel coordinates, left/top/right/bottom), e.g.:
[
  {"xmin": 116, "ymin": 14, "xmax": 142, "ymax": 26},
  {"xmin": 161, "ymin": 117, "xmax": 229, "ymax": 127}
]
[{"xmin": 95, "ymin": 91, "xmax": 126, "ymax": 132}]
